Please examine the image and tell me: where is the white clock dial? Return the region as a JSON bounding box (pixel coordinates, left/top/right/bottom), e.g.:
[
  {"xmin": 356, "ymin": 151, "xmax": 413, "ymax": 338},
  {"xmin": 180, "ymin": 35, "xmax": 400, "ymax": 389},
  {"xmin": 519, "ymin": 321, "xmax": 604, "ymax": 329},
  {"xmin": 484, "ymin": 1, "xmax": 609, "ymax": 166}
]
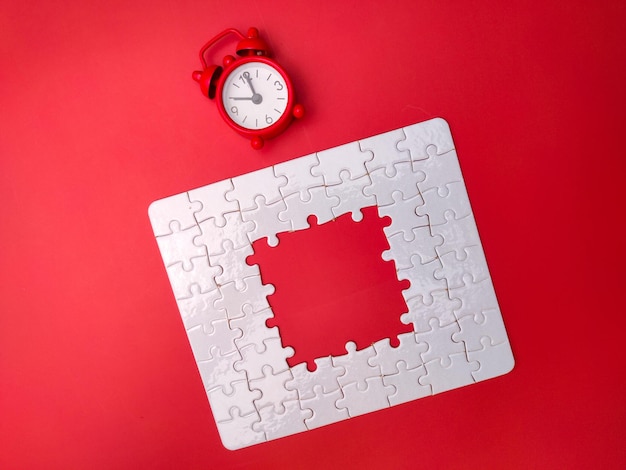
[{"xmin": 222, "ymin": 62, "xmax": 289, "ymax": 130}]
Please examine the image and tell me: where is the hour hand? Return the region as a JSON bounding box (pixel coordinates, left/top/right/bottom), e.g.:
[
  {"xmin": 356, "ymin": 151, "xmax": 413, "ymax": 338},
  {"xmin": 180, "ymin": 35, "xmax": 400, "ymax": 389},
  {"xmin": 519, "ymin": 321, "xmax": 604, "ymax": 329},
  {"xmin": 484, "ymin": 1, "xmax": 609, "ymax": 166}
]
[
  {"xmin": 230, "ymin": 96, "xmax": 254, "ymax": 100},
  {"xmin": 242, "ymin": 71, "xmax": 263, "ymax": 104},
  {"xmin": 243, "ymin": 72, "xmax": 256, "ymax": 94}
]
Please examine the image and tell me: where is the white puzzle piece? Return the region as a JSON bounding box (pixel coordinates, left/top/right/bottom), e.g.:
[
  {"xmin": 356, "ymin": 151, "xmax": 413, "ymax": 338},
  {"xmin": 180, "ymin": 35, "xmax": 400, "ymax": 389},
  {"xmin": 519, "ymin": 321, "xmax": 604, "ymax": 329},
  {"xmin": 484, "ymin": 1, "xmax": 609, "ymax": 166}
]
[{"xmin": 148, "ymin": 117, "xmax": 514, "ymax": 450}]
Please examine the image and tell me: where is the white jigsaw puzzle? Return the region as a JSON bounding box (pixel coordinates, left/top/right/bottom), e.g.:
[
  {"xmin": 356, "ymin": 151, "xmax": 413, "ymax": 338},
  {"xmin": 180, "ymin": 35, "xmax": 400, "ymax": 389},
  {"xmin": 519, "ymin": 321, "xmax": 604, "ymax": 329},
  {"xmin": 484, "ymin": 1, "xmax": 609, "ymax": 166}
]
[{"xmin": 148, "ymin": 118, "xmax": 514, "ymax": 450}]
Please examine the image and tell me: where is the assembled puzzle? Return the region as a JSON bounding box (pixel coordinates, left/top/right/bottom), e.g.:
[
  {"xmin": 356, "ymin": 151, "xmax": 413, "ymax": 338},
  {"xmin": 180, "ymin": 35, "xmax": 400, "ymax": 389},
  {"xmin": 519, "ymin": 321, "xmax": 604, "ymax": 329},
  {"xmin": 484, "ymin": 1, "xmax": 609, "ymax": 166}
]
[{"xmin": 148, "ymin": 118, "xmax": 514, "ymax": 450}]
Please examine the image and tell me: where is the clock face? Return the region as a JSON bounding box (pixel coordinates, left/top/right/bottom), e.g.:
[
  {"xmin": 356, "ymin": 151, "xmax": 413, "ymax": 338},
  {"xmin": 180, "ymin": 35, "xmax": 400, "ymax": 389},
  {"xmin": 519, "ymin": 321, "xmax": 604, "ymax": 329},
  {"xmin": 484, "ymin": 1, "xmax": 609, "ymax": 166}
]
[{"xmin": 221, "ymin": 61, "xmax": 290, "ymax": 130}]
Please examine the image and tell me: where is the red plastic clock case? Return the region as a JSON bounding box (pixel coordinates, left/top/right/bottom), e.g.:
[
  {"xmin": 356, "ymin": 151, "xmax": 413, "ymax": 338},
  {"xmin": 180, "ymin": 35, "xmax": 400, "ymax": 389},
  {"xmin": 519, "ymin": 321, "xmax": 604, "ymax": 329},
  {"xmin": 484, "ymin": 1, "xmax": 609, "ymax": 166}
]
[{"xmin": 192, "ymin": 27, "xmax": 304, "ymax": 149}]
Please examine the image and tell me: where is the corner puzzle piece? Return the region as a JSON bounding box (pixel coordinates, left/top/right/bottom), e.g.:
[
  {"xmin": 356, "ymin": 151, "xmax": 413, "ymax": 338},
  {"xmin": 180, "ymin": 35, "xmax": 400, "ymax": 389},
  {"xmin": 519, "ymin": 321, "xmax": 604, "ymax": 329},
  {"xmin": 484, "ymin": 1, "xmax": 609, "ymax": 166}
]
[
  {"xmin": 467, "ymin": 337, "xmax": 514, "ymax": 382},
  {"xmin": 148, "ymin": 117, "xmax": 514, "ymax": 450},
  {"xmin": 452, "ymin": 309, "xmax": 509, "ymax": 352},
  {"xmin": 215, "ymin": 407, "xmax": 266, "ymax": 451},
  {"xmin": 208, "ymin": 379, "xmax": 261, "ymax": 422},
  {"xmin": 397, "ymin": 117, "xmax": 455, "ymax": 160},
  {"xmin": 148, "ymin": 192, "xmax": 202, "ymax": 236}
]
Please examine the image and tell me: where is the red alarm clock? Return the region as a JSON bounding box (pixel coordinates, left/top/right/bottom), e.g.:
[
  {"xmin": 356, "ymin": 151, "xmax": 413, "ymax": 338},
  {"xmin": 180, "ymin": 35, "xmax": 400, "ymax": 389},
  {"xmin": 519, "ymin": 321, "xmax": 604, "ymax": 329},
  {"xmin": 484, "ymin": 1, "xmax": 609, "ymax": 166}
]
[{"xmin": 192, "ymin": 27, "xmax": 304, "ymax": 149}]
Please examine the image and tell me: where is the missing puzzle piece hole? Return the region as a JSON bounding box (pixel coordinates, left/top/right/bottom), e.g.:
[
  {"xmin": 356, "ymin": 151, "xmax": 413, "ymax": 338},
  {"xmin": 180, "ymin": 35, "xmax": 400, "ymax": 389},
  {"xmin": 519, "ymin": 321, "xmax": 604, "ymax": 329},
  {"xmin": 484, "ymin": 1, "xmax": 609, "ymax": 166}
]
[{"xmin": 246, "ymin": 206, "xmax": 413, "ymax": 369}]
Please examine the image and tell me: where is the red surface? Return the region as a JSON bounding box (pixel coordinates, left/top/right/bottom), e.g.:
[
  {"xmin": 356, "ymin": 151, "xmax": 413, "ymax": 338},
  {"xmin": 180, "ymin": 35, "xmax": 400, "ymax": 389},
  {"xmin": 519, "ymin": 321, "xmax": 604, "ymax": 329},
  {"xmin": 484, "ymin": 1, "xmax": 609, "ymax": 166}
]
[
  {"xmin": 1, "ymin": 1, "xmax": 625, "ymax": 468},
  {"xmin": 248, "ymin": 208, "xmax": 411, "ymax": 369}
]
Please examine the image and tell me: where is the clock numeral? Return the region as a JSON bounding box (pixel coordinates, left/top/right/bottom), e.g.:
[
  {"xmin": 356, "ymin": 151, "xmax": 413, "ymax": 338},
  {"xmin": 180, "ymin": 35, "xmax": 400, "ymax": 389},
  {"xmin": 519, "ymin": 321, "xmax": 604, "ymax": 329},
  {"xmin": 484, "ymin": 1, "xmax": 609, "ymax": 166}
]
[
  {"xmin": 266, "ymin": 115, "xmax": 274, "ymax": 125},
  {"xmin": 274, "ymin": 80, "xmax": 284, "ymax": 91},
  {"xmin": 231, "ymin": 106, "xmax": 238, "ymax": 115}
]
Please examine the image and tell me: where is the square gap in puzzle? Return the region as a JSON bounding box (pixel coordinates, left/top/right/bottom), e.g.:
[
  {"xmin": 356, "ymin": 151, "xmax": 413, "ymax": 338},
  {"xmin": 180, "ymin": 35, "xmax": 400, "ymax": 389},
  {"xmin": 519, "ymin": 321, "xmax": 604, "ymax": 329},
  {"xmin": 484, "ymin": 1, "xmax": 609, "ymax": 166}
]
[{"xmin": 247, "ymin": 206, "xmax": 413, "ymax": 371}]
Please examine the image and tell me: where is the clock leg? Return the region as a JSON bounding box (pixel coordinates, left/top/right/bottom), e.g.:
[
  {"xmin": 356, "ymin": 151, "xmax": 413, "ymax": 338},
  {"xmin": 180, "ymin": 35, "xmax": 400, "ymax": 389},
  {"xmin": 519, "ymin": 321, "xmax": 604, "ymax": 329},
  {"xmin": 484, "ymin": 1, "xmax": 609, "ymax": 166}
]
[
  {"xmin": 293, "ymin": 104, "xmax": 305, "ymax": 119},
  {"xmin": 251, "ymin": 136, "xmax": 264, "ymax": 150}
]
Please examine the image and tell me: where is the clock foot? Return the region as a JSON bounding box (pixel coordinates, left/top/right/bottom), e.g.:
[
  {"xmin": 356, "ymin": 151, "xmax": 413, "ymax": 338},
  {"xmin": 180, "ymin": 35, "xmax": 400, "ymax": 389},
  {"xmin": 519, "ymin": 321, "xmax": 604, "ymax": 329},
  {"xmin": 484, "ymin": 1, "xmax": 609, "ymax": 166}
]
[
  {"xmin": 251, "ymin": 136, "xmax": 264, "ymax": 150},
  {"xmin": 293, "ymin": 104, "xmax": 305, "ymax": 119}
]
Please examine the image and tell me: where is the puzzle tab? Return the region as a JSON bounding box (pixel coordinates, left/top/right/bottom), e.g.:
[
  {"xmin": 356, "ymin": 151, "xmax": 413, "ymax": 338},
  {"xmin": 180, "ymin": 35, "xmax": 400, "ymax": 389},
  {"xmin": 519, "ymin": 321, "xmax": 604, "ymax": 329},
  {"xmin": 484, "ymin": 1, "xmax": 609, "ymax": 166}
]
[{"xmin": 148, "ymin": 117, "xmax": 514, "ymax": 450}]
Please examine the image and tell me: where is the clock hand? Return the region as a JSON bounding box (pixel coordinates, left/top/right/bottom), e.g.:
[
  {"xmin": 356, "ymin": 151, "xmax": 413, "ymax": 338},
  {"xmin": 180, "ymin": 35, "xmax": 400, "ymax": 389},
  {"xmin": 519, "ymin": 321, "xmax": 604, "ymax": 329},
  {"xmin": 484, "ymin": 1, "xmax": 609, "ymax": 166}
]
[
  {"xmin": 243, "ymin": 71, "xmax": 263, "ymax": 104},
  {"xmin": 242, "ymin": 72, "xmax": 256, "ymax": 94},
  {"xmin": 230, "ymin": 96, "xmax": 254, "ymax": 100}
]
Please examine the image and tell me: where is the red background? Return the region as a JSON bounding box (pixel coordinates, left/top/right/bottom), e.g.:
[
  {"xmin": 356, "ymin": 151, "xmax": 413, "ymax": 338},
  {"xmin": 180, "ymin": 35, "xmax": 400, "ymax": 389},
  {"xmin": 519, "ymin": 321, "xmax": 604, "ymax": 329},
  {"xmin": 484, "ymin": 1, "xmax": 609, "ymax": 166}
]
[{"xmin": 1, "ymin": 1, "xmax": 625, "ymax": 468}]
